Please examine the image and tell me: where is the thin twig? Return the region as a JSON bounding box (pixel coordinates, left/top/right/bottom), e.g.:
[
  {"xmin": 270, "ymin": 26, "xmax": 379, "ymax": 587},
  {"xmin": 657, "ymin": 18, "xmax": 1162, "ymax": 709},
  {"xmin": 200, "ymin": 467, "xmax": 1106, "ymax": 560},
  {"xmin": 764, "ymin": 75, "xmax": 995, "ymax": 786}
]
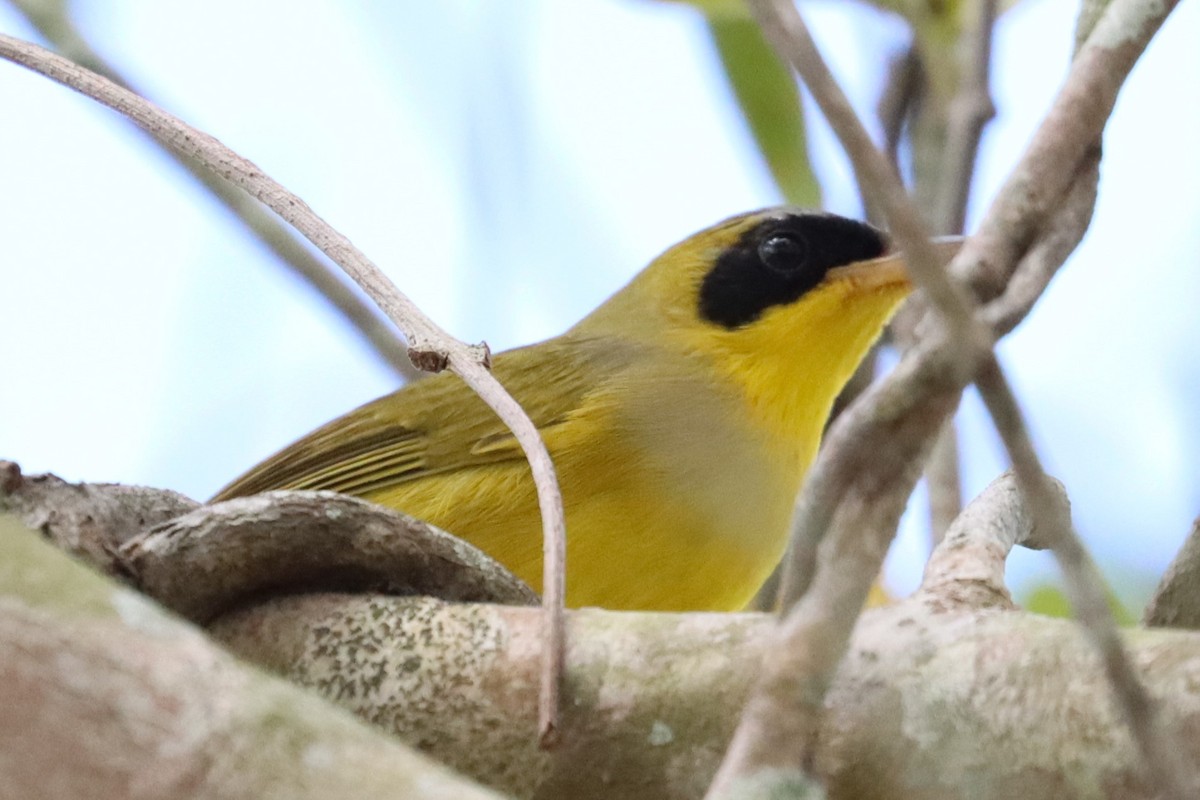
[
  {"xmin": 925, "ymin": 424, "xmax": 964, "ymax": 542},
  {"xmin": 876, "ymin": 44, "xmax": 921, "ymax": 179},
  {"xmin": 980, "ymin": 158, "xmax": 1099, "ymax": 336},
  {"xmin": 0, "ymin": 34, "xmax": 567, "ymax": 745},
  {"xmin": 6, "ymin": 0, "xmax": 418, "ymax": 381},
  {"xmin": 921, "ymin": 0, "xmax": 999, "ymax": 543},
  {"xmin": 870, "ymin": 40, "xmax": 968, "ymax": 546},
  {"xmin": 935, "ymin": 0, "xmax": 998, "ymax": 237},
  {"xmin": 863, "ymin": 43, "xmax": 920, "ymax": 226},
  {"xmin": 833, "ymin": 47, "xmax": 920, "ymax": 496}
]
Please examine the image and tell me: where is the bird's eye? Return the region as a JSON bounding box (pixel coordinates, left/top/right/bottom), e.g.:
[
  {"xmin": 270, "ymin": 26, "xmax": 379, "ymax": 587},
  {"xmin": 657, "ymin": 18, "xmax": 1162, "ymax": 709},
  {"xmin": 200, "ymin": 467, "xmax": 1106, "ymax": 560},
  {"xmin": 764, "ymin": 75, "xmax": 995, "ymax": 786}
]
[{"xmin": 757, "ymin": 233, "xmax": 808, "ymax": 274}]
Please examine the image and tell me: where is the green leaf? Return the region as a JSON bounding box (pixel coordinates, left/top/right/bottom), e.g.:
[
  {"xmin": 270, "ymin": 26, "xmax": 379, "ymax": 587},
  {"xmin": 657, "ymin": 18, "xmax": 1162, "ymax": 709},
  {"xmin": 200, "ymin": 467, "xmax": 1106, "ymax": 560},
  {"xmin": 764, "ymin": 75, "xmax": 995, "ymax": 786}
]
[
  {"xmin": 651, "ymin": 0, "xmax": 750, "ymax": 19},
  {"xmin": 1022, "ymin": 583, "xmax": 1137, "ymax": 626},
  {"xmin": 707, "ymin": 16, "xmax": 822, "ymax": 208}
]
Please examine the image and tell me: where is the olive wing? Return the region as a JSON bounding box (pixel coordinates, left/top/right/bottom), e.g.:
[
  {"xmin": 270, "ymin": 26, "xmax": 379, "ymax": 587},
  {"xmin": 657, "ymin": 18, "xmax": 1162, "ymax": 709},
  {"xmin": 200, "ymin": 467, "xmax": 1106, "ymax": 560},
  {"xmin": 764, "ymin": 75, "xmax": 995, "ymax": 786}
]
[{"xmin": 211, "ymin": 336, "xmax": 631, "ymax": 501}]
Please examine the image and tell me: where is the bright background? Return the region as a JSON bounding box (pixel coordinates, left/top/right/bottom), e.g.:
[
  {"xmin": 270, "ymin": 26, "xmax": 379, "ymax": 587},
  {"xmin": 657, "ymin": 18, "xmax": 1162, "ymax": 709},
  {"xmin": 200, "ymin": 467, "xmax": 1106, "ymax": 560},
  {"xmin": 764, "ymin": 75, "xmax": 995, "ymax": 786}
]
[{"xmin": 2, "ymin": 0, "xmax": 1197, "ymax": 606}]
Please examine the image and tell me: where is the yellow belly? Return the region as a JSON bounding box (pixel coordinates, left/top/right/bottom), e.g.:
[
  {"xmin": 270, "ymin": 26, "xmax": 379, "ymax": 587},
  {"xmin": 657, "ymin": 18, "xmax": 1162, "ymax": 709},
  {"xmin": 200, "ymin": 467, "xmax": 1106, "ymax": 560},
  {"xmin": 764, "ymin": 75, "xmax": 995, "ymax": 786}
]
[{"xmin": 369, "ymin": 446, "xmax": 794, "ymax": 612}]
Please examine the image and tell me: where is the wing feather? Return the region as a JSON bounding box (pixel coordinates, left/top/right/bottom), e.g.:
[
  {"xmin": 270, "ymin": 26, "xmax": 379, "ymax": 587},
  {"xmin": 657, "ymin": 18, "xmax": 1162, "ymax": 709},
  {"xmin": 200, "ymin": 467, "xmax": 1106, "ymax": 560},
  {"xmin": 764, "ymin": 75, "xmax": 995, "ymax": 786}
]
[{"xmin": 212, "ymin": 335, "xmax": 635, "ymax": 502}]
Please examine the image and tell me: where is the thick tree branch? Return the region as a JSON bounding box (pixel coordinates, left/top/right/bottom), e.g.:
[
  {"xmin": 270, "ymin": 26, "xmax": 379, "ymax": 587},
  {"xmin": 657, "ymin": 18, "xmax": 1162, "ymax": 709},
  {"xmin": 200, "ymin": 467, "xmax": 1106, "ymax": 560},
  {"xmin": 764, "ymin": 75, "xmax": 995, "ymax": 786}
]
[
  {"xmin": 0, "ymin": 460, "xmax": 197, "ymax": 568},
  {"xmin": 203, "ymin": 591, "xmax": 1200, "ymax": 800},
  {"xmin": 11, "ymin": 465, "xmax": 1200, "ymax": 798},
  {"xmin": 1, "ymin": 459, "xmax": 535, "ymax": 621},
  {"xmin": 120, "ymin": 492, "xmax": 537, "ymax": 623},
  {"xmin": 1143, "ymin": 517, "xmax": 1200, "ymax": 629},
  {"xmin": 0, "ymin": 515, "xmax": 505, "ymax": 800}
]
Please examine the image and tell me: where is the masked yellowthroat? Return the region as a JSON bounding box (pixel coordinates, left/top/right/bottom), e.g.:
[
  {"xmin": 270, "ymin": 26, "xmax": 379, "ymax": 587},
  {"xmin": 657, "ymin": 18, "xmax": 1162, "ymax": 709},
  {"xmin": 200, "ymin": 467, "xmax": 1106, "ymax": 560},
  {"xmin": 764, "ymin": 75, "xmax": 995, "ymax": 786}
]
[{"xmin": 215, "ymin": 208, "xmax": 931, "ymax": 611}]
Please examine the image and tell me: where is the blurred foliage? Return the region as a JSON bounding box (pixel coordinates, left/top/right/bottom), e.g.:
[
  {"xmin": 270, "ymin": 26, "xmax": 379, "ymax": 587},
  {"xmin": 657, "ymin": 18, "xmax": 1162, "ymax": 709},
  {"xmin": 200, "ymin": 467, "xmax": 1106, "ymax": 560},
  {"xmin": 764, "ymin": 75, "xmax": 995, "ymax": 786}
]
[
  {"xmin": 656, "ymin": 0, "xmax": 995, "ymax": 208},
  {"xmin": 652, "ymin": 0, "xmax": 750, "ymax": 19},
  {"xmin": 707, "ymin": 15, "xmax": 821, "ymax": 207},
  {"xmin": 1021, "ymin": 582, "xmax": 1138, "ymax": 626}
]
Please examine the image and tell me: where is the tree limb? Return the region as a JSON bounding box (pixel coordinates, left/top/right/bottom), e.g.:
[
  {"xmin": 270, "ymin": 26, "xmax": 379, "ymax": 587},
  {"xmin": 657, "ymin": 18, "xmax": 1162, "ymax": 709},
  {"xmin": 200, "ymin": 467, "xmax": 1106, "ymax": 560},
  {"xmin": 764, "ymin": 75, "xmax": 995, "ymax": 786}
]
[
  {"xmin": 0, "ymin": 514, "xmax": 505, "ymax": 800},
  {"xmin": 0, "ymin": 459, "xmax": 196, "ymax": 569},
  {"xmin": 919, "ymin": 470, "xmax": 1053, "ymax": 605},
  {"xmin": 10, "ymin": 463, "xmax": 1200, "ymax": 798},
  {"xmin": 120, "ymin": 491, "xmax": 538, "ymax": 623},
  {"xmin": 204, "ymin": 591, "xmax": 1200, "ymax": 800},
  {"xmin": 1144, "ymin": 516, "xmax": 1200, "ymax": 630}
]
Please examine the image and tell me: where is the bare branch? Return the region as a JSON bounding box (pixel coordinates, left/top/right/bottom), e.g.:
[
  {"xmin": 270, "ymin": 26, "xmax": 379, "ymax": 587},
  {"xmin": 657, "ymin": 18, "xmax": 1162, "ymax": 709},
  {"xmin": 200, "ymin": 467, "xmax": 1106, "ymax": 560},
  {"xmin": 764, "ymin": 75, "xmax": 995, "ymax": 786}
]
[
  {"xmin": 934, "ymin": 0, "xmax": 998, "ymax": 237},
  {"xmin": 1, "ymin": 460, "xmax": 536, "ymax": 619},
  {"xmin": 205, "ymin": 592, "xmax": 1200, "ymax": 800},
  {"xmin": 926, "ymin": 421, "xmax": 964, "ymax": 543},
  {"xmin": 921, "ymin": 0, "xmax": 1000, "ymax": 544},
  {"xmin": 0, "ymin": 34, "xmax": 568, "ymax": 743},
  {"xmin": 13, "ymin": 469, "xmax": 1200, "ymax": 798},
  {"xmin": 118, "ymin": 491, "xmax": 537, "ymax": 623},
  {"xmin": 0, "ymin": 516, "xmax": 506, "ymax": 800},
  {"xmin": 6, "ymin": 0, "xmax": 419, "ymax": 381},
  {"xmin": 1144, "ymin": 517, "xmax": 1200, "ymax": 629},
  {"xmin": 863, "ymin": 43, "xmax": 920, "ymax": 227},
  {"xmin": 0, "ymin": 460, "xmax": 197, "ymax": 568},
  {"xmin": 980, "ymin": 158, "xmax": 1099, "ymax": 336},
  {"xmin": 918, "ymin": 470, "xmax": 1057, "ymax": 605},
  {"xmin": 875, "ymin": 44, "xmax": 920, "ymax": 182}
]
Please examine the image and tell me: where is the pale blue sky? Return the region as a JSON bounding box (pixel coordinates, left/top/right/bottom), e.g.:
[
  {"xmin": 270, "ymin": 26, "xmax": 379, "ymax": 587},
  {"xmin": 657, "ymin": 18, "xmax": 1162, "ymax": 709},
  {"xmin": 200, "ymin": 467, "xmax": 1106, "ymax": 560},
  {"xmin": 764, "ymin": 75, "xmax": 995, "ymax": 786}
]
[{"xmin": 1, "ymin": 0, "xmax": 1197, "ymax": 602}]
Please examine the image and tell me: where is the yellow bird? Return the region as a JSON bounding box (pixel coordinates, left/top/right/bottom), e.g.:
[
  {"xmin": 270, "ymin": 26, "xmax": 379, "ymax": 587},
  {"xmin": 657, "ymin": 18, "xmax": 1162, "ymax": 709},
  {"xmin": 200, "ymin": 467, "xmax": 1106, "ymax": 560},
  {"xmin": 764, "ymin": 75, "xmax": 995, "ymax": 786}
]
[{"xmin": 215, "ymin": 208, "xmax": 925, "ymax": 611}]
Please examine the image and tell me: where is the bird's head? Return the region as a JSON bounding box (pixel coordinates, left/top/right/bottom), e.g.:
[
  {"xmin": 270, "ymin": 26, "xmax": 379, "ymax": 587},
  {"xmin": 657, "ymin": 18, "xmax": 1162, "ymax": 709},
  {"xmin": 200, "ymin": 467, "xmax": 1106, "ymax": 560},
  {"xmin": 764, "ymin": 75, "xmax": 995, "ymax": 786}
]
[
  {"xmin": 578, "ymin": 207, "xmax": 915, "ymax": 360},
  {"xmin": 575, "ymin": 208, "xmax": 958, "ymax": 449}
]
